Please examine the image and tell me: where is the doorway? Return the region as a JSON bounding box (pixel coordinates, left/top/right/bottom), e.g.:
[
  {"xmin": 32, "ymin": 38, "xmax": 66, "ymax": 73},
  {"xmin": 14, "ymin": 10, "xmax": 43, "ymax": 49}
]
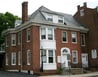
[{"xmin": 61, "ymin": 48, "xmax": 71, "ymax": 69}]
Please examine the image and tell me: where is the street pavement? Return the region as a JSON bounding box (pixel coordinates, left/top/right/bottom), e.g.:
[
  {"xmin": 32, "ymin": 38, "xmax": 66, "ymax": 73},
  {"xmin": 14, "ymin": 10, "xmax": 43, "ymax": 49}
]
[
  {"xmin": 39, "ymin": 72, "xmax": 98, "ymax": 77},
  {"xmin": 0, "ymin": 71, "xmax": 37, "ymax": 77}
]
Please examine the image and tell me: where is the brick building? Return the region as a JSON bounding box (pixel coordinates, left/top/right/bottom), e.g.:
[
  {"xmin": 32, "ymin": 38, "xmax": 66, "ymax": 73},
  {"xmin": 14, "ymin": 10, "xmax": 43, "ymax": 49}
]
[
  {"xmin": 74, "ymin": 2, "xmax": 98, "ymax": 70},
  {"xmin": 2, "ymin": 2, "xmax": 89, "ymax": 74}
]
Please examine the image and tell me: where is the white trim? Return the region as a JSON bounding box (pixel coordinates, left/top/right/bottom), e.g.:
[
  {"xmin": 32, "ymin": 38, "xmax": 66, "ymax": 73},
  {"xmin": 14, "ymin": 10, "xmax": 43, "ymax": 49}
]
[
  {"xmin": 71, "ymin": 32, "xmax": 77, "ymax": 44},
  {"xmin": 81, "ymin": 34, "xmax": 86, "ymax": 46},
  {"xmin": 6, "ymin": 53, "xmax": 8, "ymax": 65},
  {"xmin": 11, "ymin": 52, "xmax": 16, "ymax": 65},
  {"xmin": 40, "ymin": 27, "xmax": 55, "ymax": 41},
  {"xmin": 72, "ymin": 50, "xmax": 78, "ymax": 64},
  {"xmin": 27, "ymin": 49, "xmax": 31, "ymax": 65},
  {"xmin": 18, "ymin": 51, "xmax": 21, "ymax": 65},
  {"xmin": 26, "ymin": 28, "xmax": 30, "ymax": 42},
  {"xmin": 11, "ymin": 34, "xmax": 16, "ymax": 46}
]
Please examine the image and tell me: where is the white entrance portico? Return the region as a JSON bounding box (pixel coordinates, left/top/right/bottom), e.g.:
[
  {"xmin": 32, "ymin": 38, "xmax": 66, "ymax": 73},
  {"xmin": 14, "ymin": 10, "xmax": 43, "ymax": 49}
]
[{"xmin": 61, "ymin": 47, "xmax": 71, "ymax": 68}]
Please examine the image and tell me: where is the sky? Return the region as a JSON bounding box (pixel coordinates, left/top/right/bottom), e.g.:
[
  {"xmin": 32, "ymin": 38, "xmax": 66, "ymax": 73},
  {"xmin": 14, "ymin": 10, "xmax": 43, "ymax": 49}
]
[{"xmin": 0, "ymin": 0, "xmax": 98, "ymax": 17}]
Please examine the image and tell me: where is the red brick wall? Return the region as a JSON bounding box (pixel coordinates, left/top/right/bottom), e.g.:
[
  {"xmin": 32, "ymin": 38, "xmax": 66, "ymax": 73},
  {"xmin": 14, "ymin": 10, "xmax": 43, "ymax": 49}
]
[
  {"xmin": 74, "ymin": 5, "xmax": 98, "ymax": 68},
  {"xmin": 55, "ymin": 28, "xmax": 81, "ymax": 68}
]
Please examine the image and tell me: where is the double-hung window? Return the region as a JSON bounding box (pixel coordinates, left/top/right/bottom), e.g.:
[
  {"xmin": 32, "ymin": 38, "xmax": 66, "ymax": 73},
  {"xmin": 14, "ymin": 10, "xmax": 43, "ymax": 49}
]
[
  {"xmin": 40, "ymin": 49, "xmax": 55, "ymax": 64},
  {"xmin": 18, "ymin": 32, "xmax": 21, "ymax": 45},
  {"xmin": 81, "ymin": 34, "xmax": 85, "ymax": 46},
  {"xmin": 71, "ymin": 32, "xmax": 77, "ymax": 43},
  {"xmin": 41, "ymin": 27, "xmax": 54, "ymax": 40},
  {"xmin": 27, "ymin": 29, "xmax": 30, "ymax": 42},
  {"xmin": 72, "ymin": 50, "xmax": 78, "ymax": 64},
  {"xmin": 62, "ymin": 31, "xmax": 68, "ymax": 43},
  {"xmin": 48, "ymin": 50, "xmax": 54, "ymax": 63},
  {"xmin": 6, "ymin": 53, "xmax": 8, "ymax": 65},
  {"xmin": 41, "ymin": 49, "xmax": 47, "ymax": 63},
  {"xmin": 11, "ymin": 34, "xmax": 16, "ymax": 46},
  {"xmin": 27, "ymin": 50, "xmax": 31, "ymax": 65},
  {"xmin": 41, "ymin": 27, "xmax": 46, "ymax": 40},
  {"xmin": 91, "ymin": 49, "xmax": 97, "ymax": 59},
  {"xmin": 18, "ymin": 51, "xmax": 21, "ymax": 65},
  {"xmin": 48, "ymin": 28, "xmax": 53, "ymax": 40},
  {"xmin": 58, "ymin": 16, "xmax": 64, "ymax": 23},
  {"xmin": 11, "ymin": 52, "xmax": 16, "ymax": 65},
  {"xmin": 5, "ymin": 35, "xmax": 9, "ymax": 47},
  {"xmin": 47, "ymin": 14, "xmax": 53, "ymax": 22}
]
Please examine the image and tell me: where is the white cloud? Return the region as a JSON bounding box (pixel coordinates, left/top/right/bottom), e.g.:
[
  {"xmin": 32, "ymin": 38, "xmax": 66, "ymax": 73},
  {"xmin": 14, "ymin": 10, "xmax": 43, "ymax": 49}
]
[{"xmin": 0, "ymin": 0, "xmax": 97, "ymax": 17}]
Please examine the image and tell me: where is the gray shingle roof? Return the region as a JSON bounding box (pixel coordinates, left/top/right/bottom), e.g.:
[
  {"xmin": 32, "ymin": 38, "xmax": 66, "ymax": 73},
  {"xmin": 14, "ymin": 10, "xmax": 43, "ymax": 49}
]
[{"xmin": 29, "ymin": 6, "xmax": 88, "ymax": 31}]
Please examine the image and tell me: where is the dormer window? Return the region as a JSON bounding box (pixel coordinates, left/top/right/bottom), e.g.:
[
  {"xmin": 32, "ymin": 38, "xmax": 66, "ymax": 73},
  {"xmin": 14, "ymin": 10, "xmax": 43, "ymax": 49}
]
[
  {"xmin": 80, "ymin": 9, "xmax": 84, "ymax": 16},
  {"xmin": 58, "ymin": 16, "xmax": 64, "ymax": 23},
  {"xmin": 47, "ymin": 14, "xmax": 53, "ymax": 22}
]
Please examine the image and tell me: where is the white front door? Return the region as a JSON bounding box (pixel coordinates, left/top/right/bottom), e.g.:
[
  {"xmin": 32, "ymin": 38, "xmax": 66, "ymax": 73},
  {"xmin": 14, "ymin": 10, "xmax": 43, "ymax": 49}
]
[
  {"xmin": 61, "ymin": 48, "xmax": 71, "ymax": 68},
  {"xmin": 82, "ymin": 53, "xmax": 88, "ymax": 68},
  {"xmin": 61, "ymin": 55, "xmax": 69, "ymax": 68}
]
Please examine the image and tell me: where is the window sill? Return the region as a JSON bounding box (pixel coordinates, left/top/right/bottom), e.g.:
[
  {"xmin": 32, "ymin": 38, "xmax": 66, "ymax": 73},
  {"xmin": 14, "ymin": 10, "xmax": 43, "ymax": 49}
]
[
  {"xmin": 11, "ymin": 44, "xmax": 16, "ymax": 46},
  {"xmin": 26, "ymin": 41, "xmax": 30, "ymax": 43},
  {"xmin": 11, "ymin": 64, "xmax": 16, "ymax": 66}
]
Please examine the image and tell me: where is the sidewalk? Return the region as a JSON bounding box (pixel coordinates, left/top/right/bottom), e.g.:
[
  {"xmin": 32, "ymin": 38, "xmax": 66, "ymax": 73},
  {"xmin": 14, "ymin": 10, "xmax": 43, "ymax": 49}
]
[{"xmin": 39, "ymin": 72, "xmax": 98, "ymax": 77}]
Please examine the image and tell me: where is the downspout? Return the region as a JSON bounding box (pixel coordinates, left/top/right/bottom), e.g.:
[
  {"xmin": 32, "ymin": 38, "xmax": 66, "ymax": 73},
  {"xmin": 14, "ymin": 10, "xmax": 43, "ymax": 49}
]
[{"xmin": 20, "ymin": 31, "xmax": 22, "ymax": 71}]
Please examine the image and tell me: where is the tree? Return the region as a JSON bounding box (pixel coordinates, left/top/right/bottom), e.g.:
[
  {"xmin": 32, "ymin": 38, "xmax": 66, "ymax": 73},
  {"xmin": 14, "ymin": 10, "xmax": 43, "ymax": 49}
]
[{"xmin": 0, "ymin": 12, "xmax": 20, "ymax": 44}]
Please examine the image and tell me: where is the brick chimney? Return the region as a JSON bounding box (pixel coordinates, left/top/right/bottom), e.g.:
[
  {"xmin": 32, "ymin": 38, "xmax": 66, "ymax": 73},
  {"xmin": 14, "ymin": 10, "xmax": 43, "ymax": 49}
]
[
  {"xmin": 84, "ymin": 2, "xmax": 87, "ymax": 8},
  {"xmin": 77, "ymin": 5, "xmax": 80, "ymax": 11},
  {"xmin": 22, "ymin": 2, "xmax": 28, "ymax": 23}
]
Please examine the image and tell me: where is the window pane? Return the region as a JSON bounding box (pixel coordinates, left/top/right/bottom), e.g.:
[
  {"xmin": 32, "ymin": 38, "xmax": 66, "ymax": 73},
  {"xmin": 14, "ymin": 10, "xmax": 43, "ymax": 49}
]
[
  {"xmin": 49, "ymin": 50, "xmax": 53, "ymax": 57},
  {"xmin": 72, "ymin": 50, "xmax": 78, "ymax": 64},
  {"xmin": 41, "ymin": 50, "xmax": 47, "ymax": 63},
  {"xmin": 58, "ymin": 16, "xmax": 63, "ymax": 23},
  {"xmin": 49, "ymin": 57, "xmax": 53, "ymax": 63},
  {"xmin": 62, "ymin": 32, "xmax": 67, "ymax": 42},
  {"xmin": 41, "ymin": 28, "xmax": 46, "ymax": 39},
  {"xmin": 11, "ymin": 34, "xmax": 16, "ymax": 46},
  {"xmin": 12, "ymin": 52, "xmax": 16, "ymax": 65},
  {"xmin": 48, "ymin": 50, "xmax": 53, "ymax": 63},
  {"xmin": 18, "ymin": 32, "xmax": 21, "ymax": 45},
  {"xmin": 27, "ymin": 50, "xmax": 31, "ymax": 65},
  {"xmin": 81, "ymin": 34, "xmax": 85, "ymax": 46},
  {"xmin": 72, "ymin": 32, "xmax": 77, "ymax": 43},
  {"xmin": 27, "ymin": 29, "xmax": 30, "ymax": 41},
  {"xmin": 48, "ymin": 28, "xmax": 53, "ymax": 40},
  {"xmin": 6, "ymin": 53, "xmax": 8, "ymax": 65}
]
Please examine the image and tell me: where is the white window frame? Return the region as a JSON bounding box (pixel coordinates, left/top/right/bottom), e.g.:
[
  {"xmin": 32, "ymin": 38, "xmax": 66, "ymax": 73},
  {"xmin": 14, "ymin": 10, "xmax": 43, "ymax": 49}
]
[
  {"xmin": 47, "ymin": 14, "xmax": 53, "ymax": 22},
  {"xmin": 91, "ymin": 49, "xmax": 97, "ymax": 59},
  {"xmin": 72, "ymin": 50, "xmax": 78, "ymax": 64},
  {"xmin": 71, "ymin": 32, "xmax": 77, "ymax": 44},
  {"xmin": 81, "ymin": 34, "xmax": 86, "ymax": 46},
  {"xmin": 6, "ymin": 53, "xmax": 8, "ymax": 65},
  {"xmin": 62, "ymin": 31, "xmax": 68, "ymax": 43},
  {"xmin": 18, "ymin": 51, "xmax": 21, "ymax": 65},
  {"xmin": 80, "ymin": 9, "xmax": 84, "ymax": 16},
  {"xmin": 18, "ymin": 32, "xmax": 21, "ymax": 45},
  {"xmin": 11, "ymin": 34, "xmax": 16, "ymax": 46},
  {"xmin": 27, "ymin": 29, "xmax": 30, "ymax": 42},
  {"xmin": 40, "ymin": 49, "xmax": 56, "ymax": 64},
  {"xmin": 40, "ymin": 27, "xmax": 55, "ymax": 40},
  {"xmin": 5, "ymin": 35, "xmax": 9, "ymax": 47},
  {"xmin": 58, "ymin": 16, "xmax": 64, "ymax": 23},
  {"xmin": 11, "ymin": 52, "xmax": 16, "ymax": 65},
  {"xmin": 27, "ymin": 49, "xmax": 31, "ymax": 65}
]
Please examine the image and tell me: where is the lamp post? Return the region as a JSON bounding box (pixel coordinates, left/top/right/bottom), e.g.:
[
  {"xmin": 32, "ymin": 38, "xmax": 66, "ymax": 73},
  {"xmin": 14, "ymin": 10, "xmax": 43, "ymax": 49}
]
[{"xmin": 40, "ymin": 46, "xmax": 43, "ymax": 72}]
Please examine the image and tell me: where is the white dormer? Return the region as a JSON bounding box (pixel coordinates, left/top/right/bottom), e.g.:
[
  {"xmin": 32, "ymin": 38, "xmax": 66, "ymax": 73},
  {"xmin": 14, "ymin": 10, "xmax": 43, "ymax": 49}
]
[
  {"xmin": 42, "ymin": 12, "xmax": 64, "ymax": 24},
  {"xmin": 15, "ymin": 20, "xmax": 22, "ymax": 28}
]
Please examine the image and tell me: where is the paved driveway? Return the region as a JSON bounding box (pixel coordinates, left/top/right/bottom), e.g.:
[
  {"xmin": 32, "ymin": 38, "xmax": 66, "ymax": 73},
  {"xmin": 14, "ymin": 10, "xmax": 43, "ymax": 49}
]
[{"xmin": 0, "ymin": 71, "xmax": 38, "ymax": 77}]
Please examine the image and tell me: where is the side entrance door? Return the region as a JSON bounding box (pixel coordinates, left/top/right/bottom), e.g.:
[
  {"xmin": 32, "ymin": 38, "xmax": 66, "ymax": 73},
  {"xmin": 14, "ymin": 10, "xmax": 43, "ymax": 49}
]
[{"xmin": 81, "ymin": 53, "xmax": 88, "ymax": 68}]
